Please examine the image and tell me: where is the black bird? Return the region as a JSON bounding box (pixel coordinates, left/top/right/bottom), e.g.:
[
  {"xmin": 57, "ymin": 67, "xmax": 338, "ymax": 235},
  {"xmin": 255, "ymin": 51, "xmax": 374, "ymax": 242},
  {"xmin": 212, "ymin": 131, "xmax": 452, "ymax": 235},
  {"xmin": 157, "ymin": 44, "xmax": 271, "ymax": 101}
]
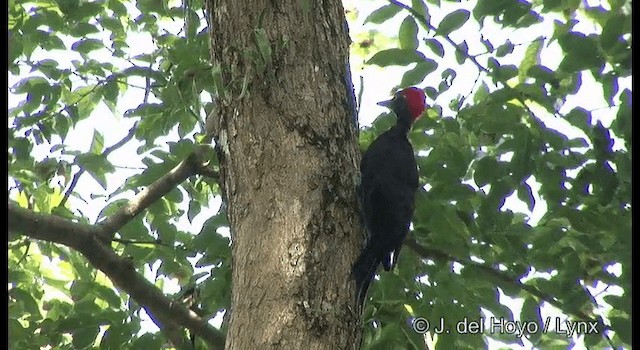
[{"xmin": 352, "ymin": 87, "xmax": 426, "ymax": 310}]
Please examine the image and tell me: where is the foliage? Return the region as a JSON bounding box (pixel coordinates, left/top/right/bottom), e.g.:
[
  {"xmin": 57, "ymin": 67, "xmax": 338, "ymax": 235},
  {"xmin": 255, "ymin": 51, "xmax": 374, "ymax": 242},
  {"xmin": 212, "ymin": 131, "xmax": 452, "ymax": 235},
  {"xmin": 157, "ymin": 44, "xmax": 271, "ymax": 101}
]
[
  {"xmin": 8, "ymin": 0, "xmax": 631, "ymax": 349},
  {"xmin": 353, "ymin": 0, "xmax": 631, "ymax": 349},
  {"xmin": 9, "ymin": 0, "xmax": 227, "ymax": 348}
]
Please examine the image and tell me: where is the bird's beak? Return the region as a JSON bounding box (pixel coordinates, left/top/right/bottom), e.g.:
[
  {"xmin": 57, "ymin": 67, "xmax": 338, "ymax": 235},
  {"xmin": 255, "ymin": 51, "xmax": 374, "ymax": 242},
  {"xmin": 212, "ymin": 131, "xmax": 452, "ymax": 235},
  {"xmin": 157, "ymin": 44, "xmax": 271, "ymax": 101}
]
[{"xmin": 377, "ymin": 98, "xmax": 394, "ymax": 108}]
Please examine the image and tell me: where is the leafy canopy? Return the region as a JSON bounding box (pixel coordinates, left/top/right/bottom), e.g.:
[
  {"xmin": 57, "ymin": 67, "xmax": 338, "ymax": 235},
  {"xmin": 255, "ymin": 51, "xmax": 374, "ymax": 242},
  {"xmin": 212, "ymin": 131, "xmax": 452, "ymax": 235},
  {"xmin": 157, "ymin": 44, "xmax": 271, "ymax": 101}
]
[
  {"xmin": 351, "ymin": 0, "xmax": 630, "ymax": 348},
  {"xmin": 8, "ymin": 0, "xmax": 631, "ymax": 349}
]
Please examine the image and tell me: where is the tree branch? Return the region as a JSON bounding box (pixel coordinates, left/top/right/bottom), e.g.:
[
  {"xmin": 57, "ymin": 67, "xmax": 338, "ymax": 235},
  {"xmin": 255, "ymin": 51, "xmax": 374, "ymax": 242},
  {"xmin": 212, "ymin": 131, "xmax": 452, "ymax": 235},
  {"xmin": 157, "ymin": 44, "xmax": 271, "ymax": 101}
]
[
  {"xmin": 8, "ymin": 203, "xmax": 226, "ymax": 349},
  {"xmin": 146, "ymin": 311, "xmax": 193, "ymax": 349},
  {"xmin": 98, "ymin": 145, "xmax": 219, "ymax": 239},
  {"xmin": 404, "ymin": 238, "xmax": 610, "ymax": 333}
]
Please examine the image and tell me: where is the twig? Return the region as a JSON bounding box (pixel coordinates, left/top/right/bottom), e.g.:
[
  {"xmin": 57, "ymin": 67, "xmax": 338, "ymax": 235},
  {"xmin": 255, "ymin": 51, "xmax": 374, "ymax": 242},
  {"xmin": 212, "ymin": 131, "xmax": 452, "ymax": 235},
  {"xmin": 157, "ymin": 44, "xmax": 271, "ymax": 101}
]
[
  {"xmin": 458, "ymin": 69, "xmax": 483, "ymax": 108},
  {"xmin": 8, "ymin": 237, "xmax": 31, "ymax": 250},
  {"xmin": 356, "ymin": 75, "xmax": 364, "ymax": 120},
  {"xmin": 473, "ymin": 36, "xmax": 548, "ymax": 58},
  {"xmin": 59, "ymin": 121, "xmax": 139, "ymax": 208},
  {"xmin": 16, "ymin": 240, "xmax": 32, "ymax": 265},
  {"xmin": 111, "ymin": 237, "xmax": 200, "ymax": 255},
  {"xmin": 112, "ymin": 237, "xmax": 164, "ymax": 246}
]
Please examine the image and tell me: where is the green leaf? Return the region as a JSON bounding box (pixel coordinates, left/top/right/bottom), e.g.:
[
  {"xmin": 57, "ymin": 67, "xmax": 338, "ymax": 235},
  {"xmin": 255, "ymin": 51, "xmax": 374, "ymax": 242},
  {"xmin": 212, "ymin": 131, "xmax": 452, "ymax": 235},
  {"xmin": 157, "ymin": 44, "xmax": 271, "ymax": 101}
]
[
  {"xmin": 65, "ymin": 85, "xmax": 103, "ymax": 121},
  {"xmin": 495, "ymin": 40, "xmax": 514, "ymax": 57},
  {"xmin": 187, "ymin": 200, "xmax": 201, "ymax": 223},
  {"xmin": 8, "ymin": 318, "xmax": 27, "ymax": 344},
  {"xmin": 36, "ymin": 59, "xmax": 64, "ymax": 81},
  {"xmin": 76, "ymin": 153, "xmax": 115, "ymax": 189},
  {"xmin": 603, "ymin": 295, "xmax": 631, "ymax": 314},
  {"xmin": 474, "ymin": 157, "xmax": 504, "ymax": 187},
  {"xmin": 11, "ymin": 76, "xmax": 50, "ymax": 94},
  {"xmin": 438, "ymin": 68, "xmax": 456, "ymax": 94},
  {"xmin": 400, "ymin": 60, "xmax": 438, "ymax": 87},
  {"xmin": 517, "ymin": 183, "xmax": 535, "ymax": 212},
  {"xmin": 70, "ymin": 22, "xmax": 100, "ymax": 36},
  {"xmin": 565, "ymin": 107, "xmax": 592, "ymax": 133},
  {"xmin": 600, "ymin": 14, "xmax": 625, "ymax": 52},
  {"xmin": 68, "ymin": 1, "xmax": 104, "ymax": 20},
  {"xmin": 592, "ymin": 121, "xmax": 614, "ymax": 157},
  {"xmin": 501, "ymin": 0, "xmax": 536, "ymax": 28},
  {"xmin": 610, "ymin": 89, "xmax": 631, "ymax": 146},
  {"xmin": 488, "ymin": 58, "xmax": 518, "ymax": 82},
  {"xmin": 424, "ymin": 38, "xmax": 444, "ymax": 57},
  {"xmin": 473, "ymin": 0, "xmax": 511, "ymax": 21},
  {"xmin": 89, "ymin": 130, "xmax": 104, "ymax": 155},
  {"xmin": 518, "ymin": 38, "xmax": 543, "ymax": 83},
  {"xmin": 9, "ymin": 32, "xmax": 23, "ymax": 65},
  {"xmin": 71, "ymin": 38, "xmax": 104, "ymax": 54},
  {"xmin": 516, "ymin": 83, "xmax": 555, "ymax": 114},
  {"xmin": 101, "ymin": 323, "xmax": 132, "ymax": 348},
  {"xmin": 131, "ymin": 333, "xmax": 163, "ymax": 348},
  {"xmin": 93, "ymin": 285, "xmax": 122, "ymax": 308},
  {"xmin": 126, "ymin": 158, "xmax": 178, "ymax": 190},
  {"xmin": 527, "ymin": 65, "xmax": 556, "ymax": 83},
  {"xmin": 436, "ymin": 9, "xmax": 470, "ymax": 35},
  {"xmin": 429, "ymin": 207, "xmax": 469, "ymax": 257},
  {"xmin": 121, "ymin": 66, "xmax": 167, "ymax": 84},
  {"xmin": 455, "ymin": 40, "xmax": 468, "ymax": 64},
  {"xmin": 558, "ymin": 32, "xmax": 604, "ymax": 72},
  {"xmin": 72, "ymin": 326, "xmax": 100, "ymax": 348},
  {"xmin": 399, "ymin": 16, "xmax": 419, "ymax": 51},
  {"xmin": 102, "ymin": 79, "xmax": 120, "ymax": 106},
  {"xmin": 9, "ymin": 288, "xmax": 42, "ymax": 318},
  {"xmin": 610, "ymin": 316, "xmax": 631, "ymax": 345},
  {"xmin": 42, "ymin": 34, "xmax": 67, "ymax": 51},
  {"xmin": 366, "ymin": 49, "xmax": 428, "ymax": 67},
  {"xmin": 601, "ymin": 73, "xmax": 619, "ymax": 106},
  {"xmin": 473, "ymin": 81, "xmax": 490, "ymax": 104},
  {"xmin": 411, "ymin": 0, "xmax": 430, "ymax": 23},
  {"xmin": 194, "ymin": 215, "xmax": 231, "ymax": 259},
  {"xmin": 364, "ymin": 4, "xmax": 402, "ymax": 24},
  {"xmin": 583, "ymin": 331, "xmax": 604, "ymax": 347},
  {"xmin": 520, "ymin": 297, "xmax": 543, "ymax": 341}
]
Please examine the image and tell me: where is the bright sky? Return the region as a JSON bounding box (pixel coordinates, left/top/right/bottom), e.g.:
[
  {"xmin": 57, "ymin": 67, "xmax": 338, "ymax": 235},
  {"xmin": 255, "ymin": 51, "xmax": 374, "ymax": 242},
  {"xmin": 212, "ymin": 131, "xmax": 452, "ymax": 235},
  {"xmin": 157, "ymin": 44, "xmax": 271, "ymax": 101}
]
[{"xmin": 8, "ymin": 0, "xmax": 628, "ymax": 348}]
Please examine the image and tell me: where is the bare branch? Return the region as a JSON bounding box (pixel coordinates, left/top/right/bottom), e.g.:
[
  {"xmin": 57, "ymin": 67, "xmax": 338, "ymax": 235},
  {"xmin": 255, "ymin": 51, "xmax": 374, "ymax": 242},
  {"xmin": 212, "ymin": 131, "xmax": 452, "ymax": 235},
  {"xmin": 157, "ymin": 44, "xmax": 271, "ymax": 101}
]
[{"xmin": 8, "ymin": 203, "xmax": 226, "ymax": 349}]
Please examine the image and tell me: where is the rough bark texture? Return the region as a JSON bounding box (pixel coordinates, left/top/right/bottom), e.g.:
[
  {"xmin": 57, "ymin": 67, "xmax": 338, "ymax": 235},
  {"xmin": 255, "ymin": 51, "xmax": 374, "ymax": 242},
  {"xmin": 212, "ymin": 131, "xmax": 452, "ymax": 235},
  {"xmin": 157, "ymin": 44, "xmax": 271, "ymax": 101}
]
[{"xmin": 205, "ymin": 1, "xmax": 363, "ymax": 349}]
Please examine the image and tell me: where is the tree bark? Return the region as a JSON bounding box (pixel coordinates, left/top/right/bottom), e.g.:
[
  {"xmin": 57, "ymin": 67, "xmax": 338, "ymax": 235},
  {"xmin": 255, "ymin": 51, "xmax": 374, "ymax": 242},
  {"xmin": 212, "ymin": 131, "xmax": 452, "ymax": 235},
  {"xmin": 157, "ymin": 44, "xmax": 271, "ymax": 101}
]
[{"xmin": 205, "ymin": 0, "xmax": 363, "ymax": 348}]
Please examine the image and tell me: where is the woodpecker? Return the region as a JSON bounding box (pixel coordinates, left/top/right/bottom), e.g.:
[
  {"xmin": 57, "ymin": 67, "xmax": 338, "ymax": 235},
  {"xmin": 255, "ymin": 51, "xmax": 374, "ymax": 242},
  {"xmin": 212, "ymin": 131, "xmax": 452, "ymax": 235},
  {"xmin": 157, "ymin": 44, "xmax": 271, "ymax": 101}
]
[{"xmin": 351, "ymin": 87, "xmax": 426, "ymax": 310}]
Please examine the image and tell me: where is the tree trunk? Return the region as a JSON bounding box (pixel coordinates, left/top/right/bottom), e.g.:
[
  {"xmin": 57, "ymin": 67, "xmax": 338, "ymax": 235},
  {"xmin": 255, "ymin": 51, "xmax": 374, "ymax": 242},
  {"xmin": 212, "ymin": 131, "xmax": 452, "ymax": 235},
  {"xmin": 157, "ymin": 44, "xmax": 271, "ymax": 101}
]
[{"xmin": 205, "ymin": 1, "xmax": 363, "ymax": 348}]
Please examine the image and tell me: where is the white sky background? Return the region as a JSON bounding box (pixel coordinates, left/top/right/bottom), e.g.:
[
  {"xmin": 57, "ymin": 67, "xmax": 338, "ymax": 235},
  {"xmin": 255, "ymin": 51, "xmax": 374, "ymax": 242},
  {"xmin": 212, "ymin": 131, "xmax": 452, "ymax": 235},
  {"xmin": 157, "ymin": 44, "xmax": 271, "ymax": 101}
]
[{"xmin": 8, "ymin": 0, "xmax": 628, "ymax": 348}]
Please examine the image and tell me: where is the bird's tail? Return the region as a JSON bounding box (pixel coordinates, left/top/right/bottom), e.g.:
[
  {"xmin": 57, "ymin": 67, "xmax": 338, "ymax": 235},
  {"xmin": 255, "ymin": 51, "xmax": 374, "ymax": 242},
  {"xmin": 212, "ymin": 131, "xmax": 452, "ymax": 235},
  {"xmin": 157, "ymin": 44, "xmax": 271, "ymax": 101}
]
[{"xmin": 350, "ymin": 243, "xmax": 383, "ymax": 312}]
